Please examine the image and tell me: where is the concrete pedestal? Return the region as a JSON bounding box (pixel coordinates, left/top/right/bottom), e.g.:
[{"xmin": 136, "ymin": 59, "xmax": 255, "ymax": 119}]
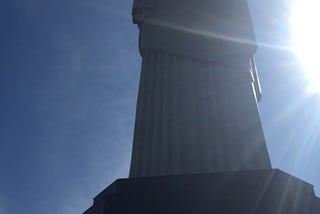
[{"xmin": 84, "ymin": 169, "xmax": 320, "ymax": 214}]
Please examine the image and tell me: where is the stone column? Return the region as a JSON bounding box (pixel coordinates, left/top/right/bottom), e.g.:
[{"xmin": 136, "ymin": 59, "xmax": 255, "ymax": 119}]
[{"xmin": 129, "ymin": 0, "xmax": 271, "ymax": 178}]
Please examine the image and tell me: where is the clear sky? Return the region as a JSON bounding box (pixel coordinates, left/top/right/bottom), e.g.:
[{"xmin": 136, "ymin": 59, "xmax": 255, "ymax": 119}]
[{"xmin": 0, "ymin": 0, "xmax": 319, "ymax": 214}]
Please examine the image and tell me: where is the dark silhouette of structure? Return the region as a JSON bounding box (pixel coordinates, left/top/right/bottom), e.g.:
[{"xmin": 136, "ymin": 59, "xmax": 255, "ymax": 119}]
[
  {"xmin": 84, "ymin": 0, "xmax": 320, "ymax": 213},
  {"xmin": 129, "ymin": 0, "xmax": 270, "ymax": 178}
]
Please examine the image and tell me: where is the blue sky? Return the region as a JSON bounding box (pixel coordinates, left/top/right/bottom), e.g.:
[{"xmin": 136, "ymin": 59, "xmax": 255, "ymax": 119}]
[{"xmin": 0, "ymin": 0, "xmax": 319, "ymax": 213}]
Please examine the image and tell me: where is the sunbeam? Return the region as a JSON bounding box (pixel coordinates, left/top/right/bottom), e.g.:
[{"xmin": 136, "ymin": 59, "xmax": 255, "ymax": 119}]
[{"xmin": 290, "ymin": 0, "xmax": 320, "ymax": 94}]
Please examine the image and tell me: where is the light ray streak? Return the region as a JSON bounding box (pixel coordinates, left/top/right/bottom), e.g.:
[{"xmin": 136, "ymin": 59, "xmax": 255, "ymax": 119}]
[{"xmin": 147, "ymin": 19, "xmax": 294, "ymax": 52}]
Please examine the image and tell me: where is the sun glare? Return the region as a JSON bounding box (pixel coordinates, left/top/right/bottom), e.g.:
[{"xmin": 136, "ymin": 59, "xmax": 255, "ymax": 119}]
[{"xmin": 290, "ymin": 0, "xmax": 320, "ymax": 93}]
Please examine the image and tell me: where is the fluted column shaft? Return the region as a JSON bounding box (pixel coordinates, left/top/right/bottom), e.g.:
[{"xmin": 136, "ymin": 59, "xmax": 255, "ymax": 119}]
[{"xmin": 130, "ymin": 0, "xmax": 271, "ymax": 178}]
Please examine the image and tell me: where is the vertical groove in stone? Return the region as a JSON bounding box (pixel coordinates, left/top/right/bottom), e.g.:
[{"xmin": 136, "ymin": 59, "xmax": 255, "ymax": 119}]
[
  {"xmin": 233, "ymin": 66, "xmax": 246, "ymax": 169},
  {"xmin": 203, "ymin": 61, "xmax": 212, "ymax": 171},
  {"xmin": 199, "ymin": 61, "xmax": 211, "ymax": 172},
  {"xmin": 177, "ymin": 56, "xmax": 186, "ymax": 173},
  {"xmin": 149, "ymin": 51, "xmax": 162, "ymax": 175},
  {"xmin": 184, "ymin": 56, "xmax": 192, "ymax": 172},
  {"xmin": 218, "ymin": 64, "xmax": 225, "ymax": 170},
  {"xmin": 154, "ymin": 51, "xmax": 165, "ymax": 175},
  {"xmin": 159, "ymin": 52, "xmax": 170, "ymax": 175},
  {"xmin": 187, "ymin": 59, "xmax": 199, "ymax": 173},
  {"xmin": 171, "ymin": 54, "xmax": 181, "ymax": 174},
  {"xmin": 166, "ymin": 53, "xmax": 173, "ymax": 174},
  {"xmin": 233, "ymin": 66, "xmax": 244, "ymax": 169},
  {"xmin": 143, "ymin": 50, "xmax": 156, "ymax": 176},
  {"xmin": 192, "ymin": 59, "xmax": 204, "ymax": 172},
  {"xmin": 226, "ymin": 65, "xmax": 235, "ymax": 169}
]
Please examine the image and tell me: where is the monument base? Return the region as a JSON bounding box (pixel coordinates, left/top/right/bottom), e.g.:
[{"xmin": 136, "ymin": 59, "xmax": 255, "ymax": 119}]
[{"xmin": 84, "ymin": 169, "xmax": 320, "ymax": 214}]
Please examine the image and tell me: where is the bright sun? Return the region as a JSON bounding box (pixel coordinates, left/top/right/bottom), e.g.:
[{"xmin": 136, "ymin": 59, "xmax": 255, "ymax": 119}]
[{"xmin": 290, "ymin": 0, "xmax": 320, "ymax": 93}]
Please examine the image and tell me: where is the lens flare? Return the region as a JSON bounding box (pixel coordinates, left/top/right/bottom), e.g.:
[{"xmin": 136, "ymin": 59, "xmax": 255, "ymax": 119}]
[{"xmin": 290, "ymin": 0, "xmax": 320, "ymax": 93}]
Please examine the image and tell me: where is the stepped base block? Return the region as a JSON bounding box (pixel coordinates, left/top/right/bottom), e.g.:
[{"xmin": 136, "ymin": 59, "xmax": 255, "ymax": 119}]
[{"xmin": 84, "ymin": 169, "xmax": 320, "ymax": 214}]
